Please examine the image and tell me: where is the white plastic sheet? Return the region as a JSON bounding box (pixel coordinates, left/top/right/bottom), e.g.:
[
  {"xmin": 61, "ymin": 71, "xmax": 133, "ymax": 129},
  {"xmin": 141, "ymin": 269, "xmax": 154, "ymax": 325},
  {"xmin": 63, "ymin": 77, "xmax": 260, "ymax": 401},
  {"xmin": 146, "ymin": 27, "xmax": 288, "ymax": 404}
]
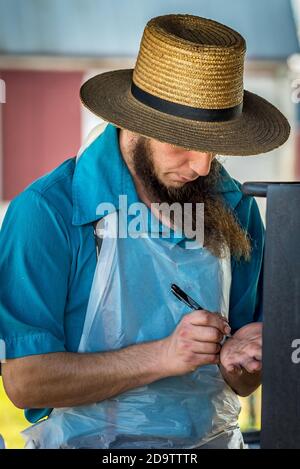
[{"xmin": 22, "ymin": 211, "xmax": 243, "ymax": 449}]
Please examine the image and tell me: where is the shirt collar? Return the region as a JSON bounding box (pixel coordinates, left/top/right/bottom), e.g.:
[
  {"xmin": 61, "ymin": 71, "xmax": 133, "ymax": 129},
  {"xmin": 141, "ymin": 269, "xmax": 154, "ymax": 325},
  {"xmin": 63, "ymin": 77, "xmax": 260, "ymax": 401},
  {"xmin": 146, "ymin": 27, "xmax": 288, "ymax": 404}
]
[
  {"xmin": 218, "ymin": 164, "xmax": 243, "ymax": 210},
  {"xmin": 72, "ymin": 123, "xmax": 139, "ymax": 226},
  {"xmin": 72, "ymin": 123, "xmax": 243, "ymax": 237}
]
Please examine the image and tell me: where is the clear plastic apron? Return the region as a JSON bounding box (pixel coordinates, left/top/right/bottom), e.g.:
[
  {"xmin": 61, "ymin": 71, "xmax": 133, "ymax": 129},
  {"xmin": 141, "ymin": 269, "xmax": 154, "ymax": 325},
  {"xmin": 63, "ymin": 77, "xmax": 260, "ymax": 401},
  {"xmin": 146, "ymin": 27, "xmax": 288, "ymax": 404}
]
[{"xmin": 22, "ymin": 210, "xmax": 244, "ymax": 449}]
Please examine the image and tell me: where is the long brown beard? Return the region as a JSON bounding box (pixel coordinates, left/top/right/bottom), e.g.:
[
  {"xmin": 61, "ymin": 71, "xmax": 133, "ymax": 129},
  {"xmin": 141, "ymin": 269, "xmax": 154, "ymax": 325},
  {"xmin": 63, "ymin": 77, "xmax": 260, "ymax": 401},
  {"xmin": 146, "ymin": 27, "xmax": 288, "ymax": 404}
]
[{"xmin": 130, "ymin": 136, "xmax": 252, "ymax": 262}]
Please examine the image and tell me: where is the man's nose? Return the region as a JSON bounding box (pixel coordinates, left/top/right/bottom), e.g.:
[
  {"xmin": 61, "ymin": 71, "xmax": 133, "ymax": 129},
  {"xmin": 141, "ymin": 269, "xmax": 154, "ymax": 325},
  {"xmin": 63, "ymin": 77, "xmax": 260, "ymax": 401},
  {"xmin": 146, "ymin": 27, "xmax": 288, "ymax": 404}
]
[{"xmin": 188, "ymin": 153, "xmax": 213, "ymax": 176}]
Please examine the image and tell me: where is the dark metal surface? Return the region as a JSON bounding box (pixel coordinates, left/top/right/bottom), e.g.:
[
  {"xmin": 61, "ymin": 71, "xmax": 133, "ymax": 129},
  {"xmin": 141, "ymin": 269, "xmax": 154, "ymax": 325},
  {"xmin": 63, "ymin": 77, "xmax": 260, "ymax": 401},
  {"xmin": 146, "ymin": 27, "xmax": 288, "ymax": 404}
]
[
  {"xmin": 242, "ymin": 182, "xmax": 300, "ymax": 449},
  {"xmin": 241, "ymin": 181, "xmax": 300, "ymax": 198}
]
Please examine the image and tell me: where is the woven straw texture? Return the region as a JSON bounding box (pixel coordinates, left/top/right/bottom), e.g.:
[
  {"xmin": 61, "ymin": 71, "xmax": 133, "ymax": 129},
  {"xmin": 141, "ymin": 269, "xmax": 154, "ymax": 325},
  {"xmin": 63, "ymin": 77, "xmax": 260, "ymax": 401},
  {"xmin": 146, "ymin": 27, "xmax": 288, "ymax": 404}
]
[
  {"xmin": 133, "ymin": 15, "xmax": 246, "ymax": 109},
  {"xmin": 80, "ymin": 14, "xmax": 290, "ymax": 156}
]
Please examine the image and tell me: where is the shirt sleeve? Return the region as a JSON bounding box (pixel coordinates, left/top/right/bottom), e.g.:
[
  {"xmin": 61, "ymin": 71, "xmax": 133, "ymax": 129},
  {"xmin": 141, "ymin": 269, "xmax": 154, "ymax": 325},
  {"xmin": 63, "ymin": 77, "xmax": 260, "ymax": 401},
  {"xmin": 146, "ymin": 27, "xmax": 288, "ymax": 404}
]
[
  {"xmin": 228, "ymin": 195, "xmax": 265, "ymax": 332},
  {"xmin": 0, "ymin": 189, "xmax": 71, "ymax": 359}
]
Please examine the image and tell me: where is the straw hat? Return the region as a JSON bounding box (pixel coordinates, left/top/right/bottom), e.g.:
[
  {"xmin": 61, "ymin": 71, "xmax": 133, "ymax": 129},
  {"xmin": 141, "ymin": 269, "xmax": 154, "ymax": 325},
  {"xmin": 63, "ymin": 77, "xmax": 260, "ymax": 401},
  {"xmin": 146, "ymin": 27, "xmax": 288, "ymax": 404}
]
[{"xmin": 80, "ymin": 14, "xmax": 290, "ymax": 156}]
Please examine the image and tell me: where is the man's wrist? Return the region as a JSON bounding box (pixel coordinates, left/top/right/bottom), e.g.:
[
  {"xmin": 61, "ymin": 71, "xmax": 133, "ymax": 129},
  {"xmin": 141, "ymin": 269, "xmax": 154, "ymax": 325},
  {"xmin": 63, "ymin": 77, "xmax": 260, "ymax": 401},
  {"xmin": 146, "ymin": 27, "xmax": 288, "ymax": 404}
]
[{"xmin": 219, "ymin": 362, "xmax": 262, "ymax": 397}]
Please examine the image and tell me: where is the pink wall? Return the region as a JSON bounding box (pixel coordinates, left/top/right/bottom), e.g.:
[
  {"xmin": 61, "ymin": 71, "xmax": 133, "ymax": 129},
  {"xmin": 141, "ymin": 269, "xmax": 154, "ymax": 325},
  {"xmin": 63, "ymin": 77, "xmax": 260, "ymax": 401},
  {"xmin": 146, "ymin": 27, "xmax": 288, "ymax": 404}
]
[{"xmin": 1, "ymin": 70, "xmax": 83, "ymax": 200}]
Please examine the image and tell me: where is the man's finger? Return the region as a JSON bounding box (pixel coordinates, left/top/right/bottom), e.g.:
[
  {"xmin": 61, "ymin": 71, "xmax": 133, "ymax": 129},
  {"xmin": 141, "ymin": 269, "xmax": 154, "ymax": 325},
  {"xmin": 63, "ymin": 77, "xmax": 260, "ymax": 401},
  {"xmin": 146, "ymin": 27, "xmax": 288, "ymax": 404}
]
[
  {"xmin": 242, "ymin": 358, "xmax": 262, "ymax": 374},
  {"xmin": 223, "ymin": 353, "xmax": 262, "ymax": 373},
  {"xmin": 189, "ymin": 341, "xmax": 222, "ymax": 355},
  {"xmin": 188, "ymin": 325, "xmax": 225, "ymax": 344},
  {"xmin": 226, "ymin": 364, "xmax": 243, "ymax": 375},
  {"xmin": 187, "ymin": 310, "xmax": 231, "ymax": 335}
]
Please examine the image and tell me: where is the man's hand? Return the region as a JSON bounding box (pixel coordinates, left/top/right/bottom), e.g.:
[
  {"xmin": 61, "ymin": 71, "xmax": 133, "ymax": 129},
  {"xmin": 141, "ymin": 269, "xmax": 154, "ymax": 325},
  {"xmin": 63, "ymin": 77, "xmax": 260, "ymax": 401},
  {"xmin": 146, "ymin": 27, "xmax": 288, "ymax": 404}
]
[
  {"xmin": 160, "ymin": 310, "xmax": 231, "ymax": 376},
  {"xmin": 219, "ymin": 322, "xmax": 262, "ymax": 396},
  {"xmin": 220, "ymin": 322, "xmax": 262, "ymax": 373}
]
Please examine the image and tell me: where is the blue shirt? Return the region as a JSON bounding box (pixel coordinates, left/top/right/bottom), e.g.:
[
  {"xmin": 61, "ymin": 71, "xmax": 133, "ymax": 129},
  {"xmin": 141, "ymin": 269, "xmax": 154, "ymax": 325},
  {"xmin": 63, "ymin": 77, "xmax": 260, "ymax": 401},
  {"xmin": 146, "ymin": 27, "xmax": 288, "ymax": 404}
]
[{"xmin": 0, "ymin": 123, "xmax": 265, "ymax": 423}]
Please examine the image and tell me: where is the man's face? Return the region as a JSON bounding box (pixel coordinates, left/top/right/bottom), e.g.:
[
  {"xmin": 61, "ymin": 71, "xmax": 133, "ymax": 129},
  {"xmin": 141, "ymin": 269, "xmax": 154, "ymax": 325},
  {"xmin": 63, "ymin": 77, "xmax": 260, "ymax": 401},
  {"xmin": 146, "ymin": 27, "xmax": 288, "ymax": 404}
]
[
  {"xmin": 124, "ymin": 130, "xmax": 219, "ymax": 204},
  {"xmin": 138, "ymin": 137, "xmax": 215, "ymax": 188},
  {"xmin": 119, "ymin": 129, "xmax": 251, "ymax": 261}
]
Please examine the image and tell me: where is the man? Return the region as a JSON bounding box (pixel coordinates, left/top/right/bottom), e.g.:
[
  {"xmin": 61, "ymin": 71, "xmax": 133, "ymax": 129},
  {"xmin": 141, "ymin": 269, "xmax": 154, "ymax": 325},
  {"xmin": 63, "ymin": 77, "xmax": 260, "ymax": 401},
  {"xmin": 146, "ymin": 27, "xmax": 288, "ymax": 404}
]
[{"xmin": 0, "ymin": 15, "xmax": 290, "ymax": 448}]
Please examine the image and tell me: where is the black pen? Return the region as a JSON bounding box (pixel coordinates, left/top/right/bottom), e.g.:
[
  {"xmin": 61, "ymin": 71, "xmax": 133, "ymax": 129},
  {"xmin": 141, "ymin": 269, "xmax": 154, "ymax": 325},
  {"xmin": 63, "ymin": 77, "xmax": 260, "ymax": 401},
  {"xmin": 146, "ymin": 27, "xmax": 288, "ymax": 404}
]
[
  {"xmin": 171, "ymin": 283, "xmax": 203, "ymax": 310},
  {"xmin": 170, "ymin": 283, "xmax": 231, "ymax": 341}
]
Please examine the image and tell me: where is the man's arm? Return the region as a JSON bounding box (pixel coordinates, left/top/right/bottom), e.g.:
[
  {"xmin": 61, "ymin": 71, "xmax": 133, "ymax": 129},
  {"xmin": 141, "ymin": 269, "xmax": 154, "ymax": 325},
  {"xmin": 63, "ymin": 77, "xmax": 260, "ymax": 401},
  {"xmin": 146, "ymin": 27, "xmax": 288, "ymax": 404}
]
[
  {"xmin": 2, "ymin": 310, "xmax": 229, "ymax": 409},
  {"xmin": 2, "ymin": 340, "xmax": 167, "ymax": 409}
]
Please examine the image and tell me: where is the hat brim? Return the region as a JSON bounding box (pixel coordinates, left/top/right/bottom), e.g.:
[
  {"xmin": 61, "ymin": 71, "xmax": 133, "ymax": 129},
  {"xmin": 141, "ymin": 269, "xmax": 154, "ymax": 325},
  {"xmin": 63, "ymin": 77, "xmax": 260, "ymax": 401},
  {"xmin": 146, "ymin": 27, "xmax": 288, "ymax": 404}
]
[{"xmin": 80, "ymin": 69, "xmax": 290, "ymax": 156}]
